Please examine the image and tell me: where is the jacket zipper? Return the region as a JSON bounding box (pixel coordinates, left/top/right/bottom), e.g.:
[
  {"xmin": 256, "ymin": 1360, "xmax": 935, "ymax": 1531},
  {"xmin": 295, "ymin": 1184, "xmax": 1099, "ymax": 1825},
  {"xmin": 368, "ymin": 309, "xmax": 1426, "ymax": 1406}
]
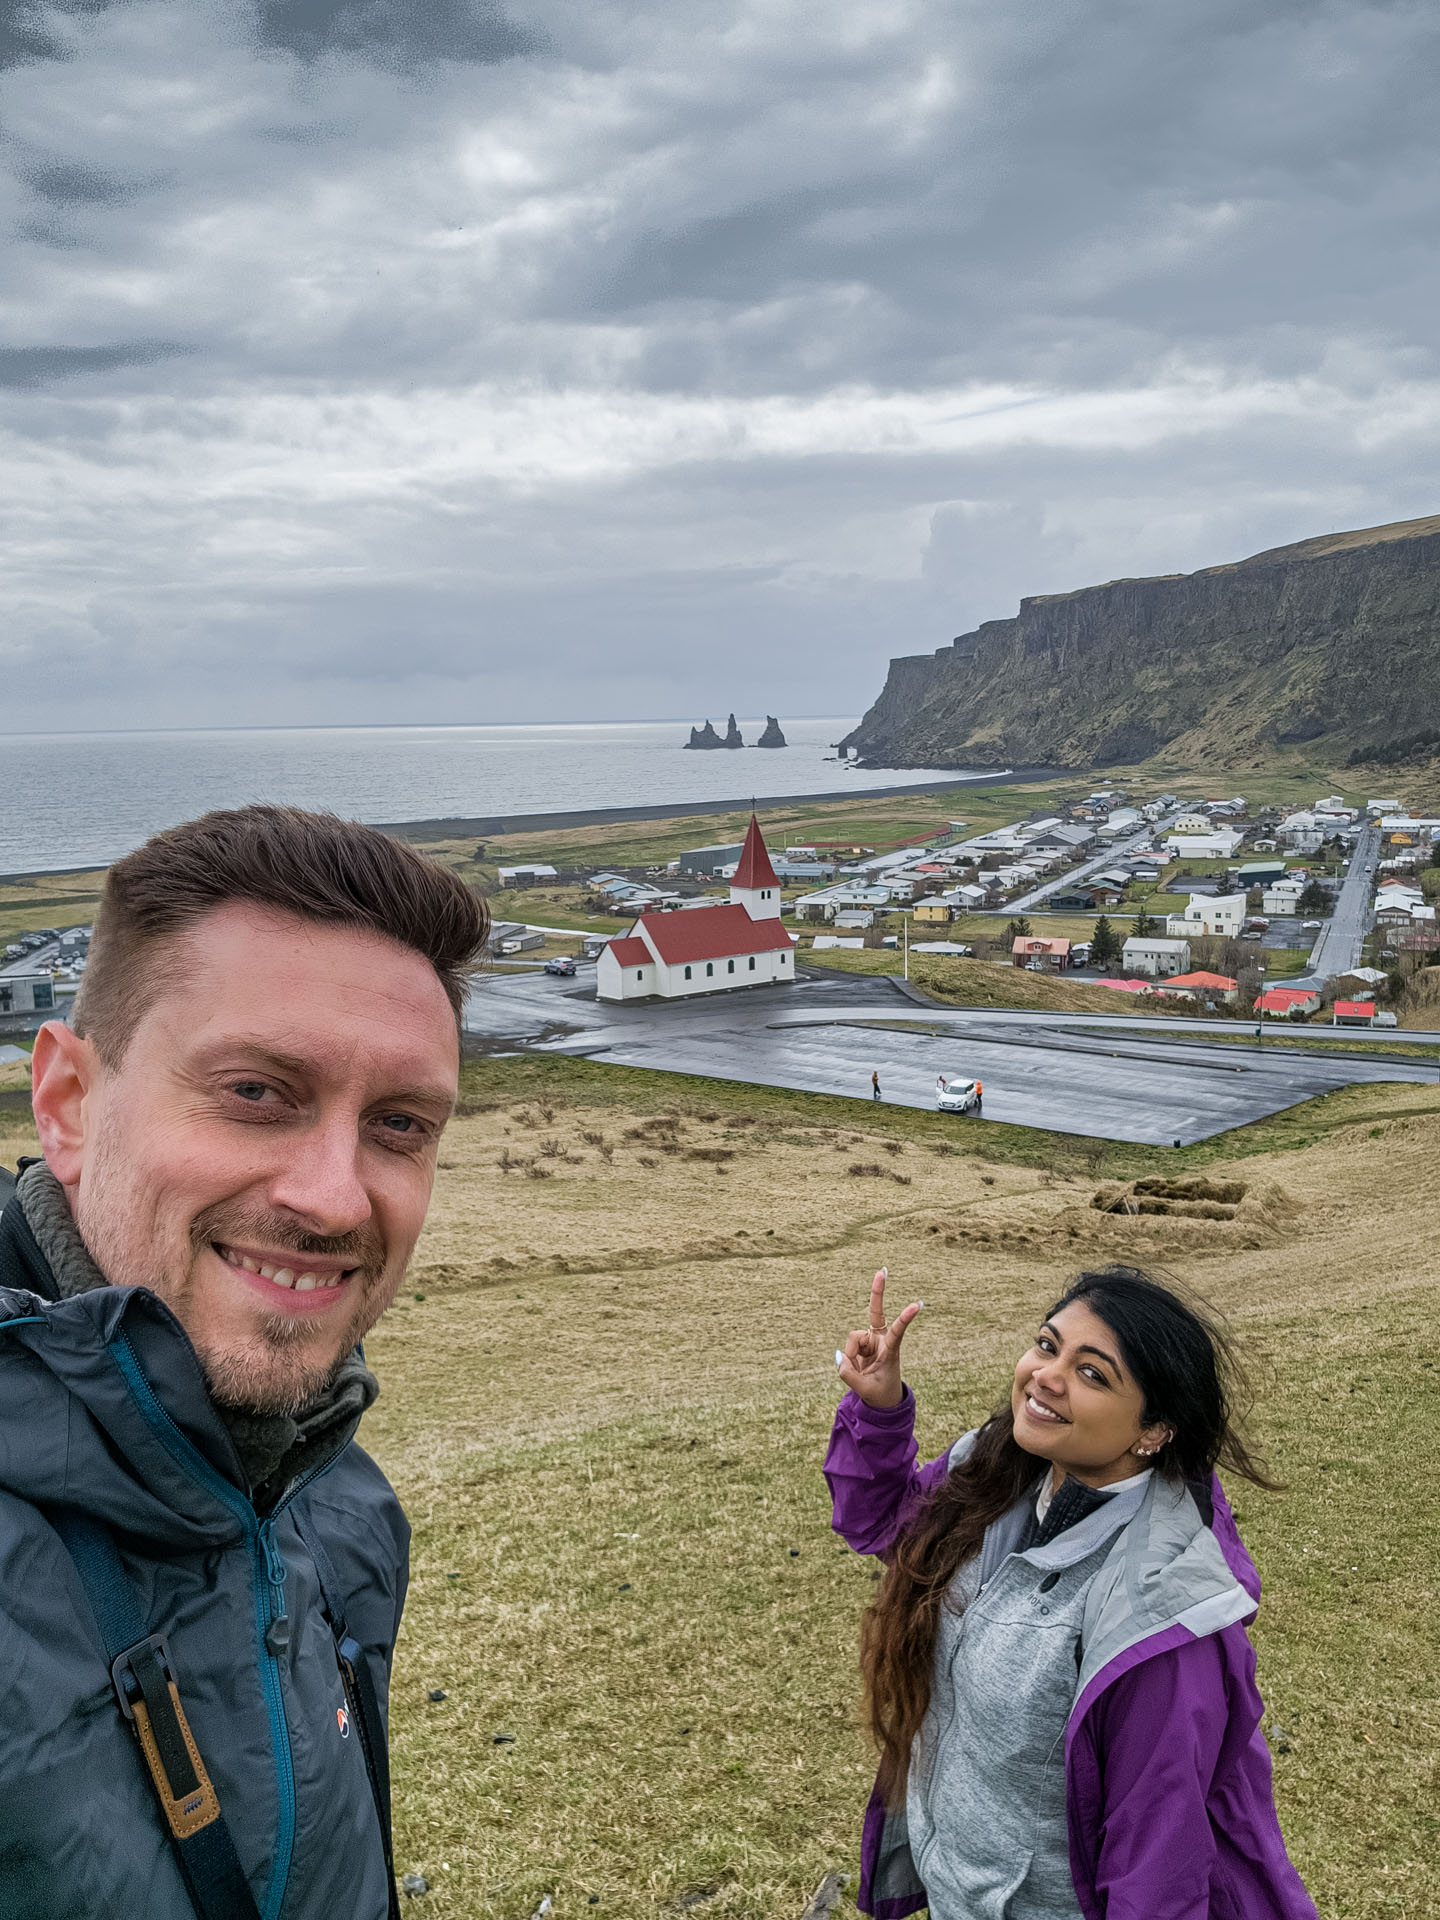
[{"xmin": 110, "ymin": 1331, "xmax": 345, "ymax": 1920}]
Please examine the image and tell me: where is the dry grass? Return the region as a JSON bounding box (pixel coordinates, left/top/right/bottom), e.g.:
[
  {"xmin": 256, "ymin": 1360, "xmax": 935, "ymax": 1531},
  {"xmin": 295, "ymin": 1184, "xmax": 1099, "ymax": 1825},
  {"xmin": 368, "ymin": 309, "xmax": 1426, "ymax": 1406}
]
[
  {"xmin": 800, "ymin": 949, "xmax": 1176, "ymax": 1015},
  {"xmin": 4, "ymin": 1063, "xmax": 1436, "ymax": 1917},
  {"xmin": 359, "ymin": 1067, "xmax": 1440, "ymax": 1918}
]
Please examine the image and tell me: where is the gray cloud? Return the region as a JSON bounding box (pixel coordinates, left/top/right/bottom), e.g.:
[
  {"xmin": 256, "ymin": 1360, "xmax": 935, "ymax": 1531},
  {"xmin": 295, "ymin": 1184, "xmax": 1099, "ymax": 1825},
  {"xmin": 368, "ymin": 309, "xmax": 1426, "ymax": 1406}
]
[
  {"xmin": 0, "ymin": 0, "xmax": 1438, "ymax": 731},
  {"xmin": 251, "ymin": 0, "xmax": 541, "ymax": 67},
  {"xmin": 22, "ymin": 157, "xmax": 137, "ymax": 204},
  {"xmin": 0, "ymin": 342, "xmax": 192, "ymax": 385}
]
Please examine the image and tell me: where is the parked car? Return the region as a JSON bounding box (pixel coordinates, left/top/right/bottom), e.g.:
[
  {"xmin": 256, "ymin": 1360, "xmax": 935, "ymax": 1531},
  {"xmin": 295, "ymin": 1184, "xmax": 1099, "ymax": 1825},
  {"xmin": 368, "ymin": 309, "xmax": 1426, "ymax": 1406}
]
[
  {"xmin": 936, "ymin": 1076, "xmax": 983, "ymax": 1116},
  {"xmin": 1373, "ymin": 1010, "xmax": 1398, "ymax": 1028},
  {"xmin": 543, "ymin": 956, "xmax": 577, "ymax": 977},
  {"xmin": 1301, "ymin": 919, "xmax": 1323, "ymax": 930}
]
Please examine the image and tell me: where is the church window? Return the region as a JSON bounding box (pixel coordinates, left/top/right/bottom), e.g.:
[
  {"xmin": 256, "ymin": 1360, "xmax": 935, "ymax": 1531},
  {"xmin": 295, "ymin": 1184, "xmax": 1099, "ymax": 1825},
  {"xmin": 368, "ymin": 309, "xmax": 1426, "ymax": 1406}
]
[
  {"xmin": 748, "ymin": 956, "xmax": 755, "ymax": 970},
  {"xmin": 636, "ymin": 970, "xmax": 643, "ymax": 981},
  {"xmin": 684, "ymin": 965, "xmax": 692, "ymax": 979},
  {"xmin": 727, "ymin": 959, "xmax": 735, "ymax": 973},
  {"xmin": 706, "ymin": 962, "xmax": 714, "ymax": 977}
]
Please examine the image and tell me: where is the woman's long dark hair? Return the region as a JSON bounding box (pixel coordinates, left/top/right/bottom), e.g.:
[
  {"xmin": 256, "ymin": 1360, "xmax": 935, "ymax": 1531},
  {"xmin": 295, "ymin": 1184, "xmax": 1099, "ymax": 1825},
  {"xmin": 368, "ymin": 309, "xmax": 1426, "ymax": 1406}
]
[{"xmin": 859, "ymin": 1266, "xmax": 1275, "ymax": 1803}]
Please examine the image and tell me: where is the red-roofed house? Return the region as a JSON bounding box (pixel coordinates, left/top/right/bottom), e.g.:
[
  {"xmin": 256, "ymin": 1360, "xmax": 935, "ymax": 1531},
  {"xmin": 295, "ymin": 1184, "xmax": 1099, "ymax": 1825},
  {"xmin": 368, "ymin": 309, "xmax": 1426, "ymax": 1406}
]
[
  {"xmin": 597, "ymin": 814, "xmax": 796, "ymax": 1002},
  {"xmin": 1158, "ymin": 971, "xmax": 1239, "ymax": 1004},
  {"xmin": 1256, "ymin": 986, "xmax": 1321, "ymax": 1018},
  {"xmin": 1011, "ymin": 936, "xmax": 1070, "ymax": 971},
  {"xmin": 1332, "ymin": 999, "xmax": 1377, "ymax": 1026}
]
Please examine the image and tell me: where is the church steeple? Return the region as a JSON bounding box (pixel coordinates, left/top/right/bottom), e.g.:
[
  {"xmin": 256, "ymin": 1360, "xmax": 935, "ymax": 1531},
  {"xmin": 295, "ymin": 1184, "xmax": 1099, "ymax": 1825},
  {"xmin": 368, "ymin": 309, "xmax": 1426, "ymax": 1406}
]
[{"xmin": 729, "ymin": 813, "xmax": 782, "ymax": 920}]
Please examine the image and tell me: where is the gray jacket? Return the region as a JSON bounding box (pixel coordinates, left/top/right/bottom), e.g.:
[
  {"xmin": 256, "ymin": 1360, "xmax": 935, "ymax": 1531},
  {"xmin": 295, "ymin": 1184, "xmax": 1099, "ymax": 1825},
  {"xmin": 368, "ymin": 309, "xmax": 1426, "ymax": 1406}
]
[{"xmin": 0, "ymin": 1183, "xmax": 408, "ymax": 1919}]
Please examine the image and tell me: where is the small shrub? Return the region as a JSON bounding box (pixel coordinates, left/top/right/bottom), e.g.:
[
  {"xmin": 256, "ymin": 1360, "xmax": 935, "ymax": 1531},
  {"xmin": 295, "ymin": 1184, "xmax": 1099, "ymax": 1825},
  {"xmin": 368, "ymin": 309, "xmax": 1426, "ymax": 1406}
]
[
  {"xmin": 638, "ymin": 1155, "xmax": 659, "ymax": 1169},
  {"xmin": 496, "ymin": 1147, "xmax": 519, "ymax": 1174},
  {"xmin": 539, "ymin": 1136, "xmax": 565, "ymax": 1158},
  {"xmin": 524, "ymin": 1161, "xmax": 553, "ymax": 1180},
  {"xmin": 848, "ymin": 1163, "xmax": 887, "ymax": 1178},
  {"xmin": 537, "ymin": 1102, "xmax": 556, "ymax": 1123},
  {"xmin": 882, "ymin": 1141, "xmax": 904, "ymax": 1156},
  {"xmin": 580, "ymin": 1130, "xmax": 607, "ymax": 1148},
  {"xmin": 598, "ymin": 1143, "xmax": 615, "ymax": 1163},
  {"xmin": 686, "ymin": 1147, "xmax": 736, "ymax": 1163}
]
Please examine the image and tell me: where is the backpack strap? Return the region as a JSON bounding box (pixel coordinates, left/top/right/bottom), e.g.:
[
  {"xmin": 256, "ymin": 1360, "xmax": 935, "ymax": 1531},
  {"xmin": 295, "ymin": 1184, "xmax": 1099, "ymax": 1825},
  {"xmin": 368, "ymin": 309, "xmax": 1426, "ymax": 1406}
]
[
  {"xmin": 49, "ymin": 1508, "xmax": 262, "ymax": 1920},
  {"xmin": 290, "ymin": 1510, "xmax": 402, "ymax": 1920}
]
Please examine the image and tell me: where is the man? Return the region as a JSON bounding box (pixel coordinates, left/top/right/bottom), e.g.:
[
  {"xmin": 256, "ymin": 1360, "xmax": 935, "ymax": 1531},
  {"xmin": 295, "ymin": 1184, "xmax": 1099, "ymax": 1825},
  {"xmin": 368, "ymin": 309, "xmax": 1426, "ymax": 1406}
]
[{"xmin": 0, "ymin": 806, "xmax": 488, "ymax": 1919}]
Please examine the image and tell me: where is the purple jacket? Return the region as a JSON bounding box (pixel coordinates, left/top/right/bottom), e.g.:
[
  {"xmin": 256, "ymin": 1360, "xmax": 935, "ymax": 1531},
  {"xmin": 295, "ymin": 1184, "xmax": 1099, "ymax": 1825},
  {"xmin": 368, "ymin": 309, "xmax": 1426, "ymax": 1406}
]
[{"xmin": 824, "ymin": 1389, "xmax": 1318, "ymax": 1920}]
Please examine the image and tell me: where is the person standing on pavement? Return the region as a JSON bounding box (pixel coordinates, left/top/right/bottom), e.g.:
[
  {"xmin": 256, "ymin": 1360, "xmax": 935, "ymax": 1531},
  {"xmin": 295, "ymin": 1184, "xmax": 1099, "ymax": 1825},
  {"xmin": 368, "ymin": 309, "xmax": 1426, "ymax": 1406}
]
[
  {"xmin": 825, "ymin": 1264, "xmax": 1318, "ymax": 1920},
  {"xmin": 872, "ymin": 1069, "xmax": 882, "ymax": 1100},
  {"xmin": 0, "ymin": 806, "xmax": 488, "ymax": 1920}
]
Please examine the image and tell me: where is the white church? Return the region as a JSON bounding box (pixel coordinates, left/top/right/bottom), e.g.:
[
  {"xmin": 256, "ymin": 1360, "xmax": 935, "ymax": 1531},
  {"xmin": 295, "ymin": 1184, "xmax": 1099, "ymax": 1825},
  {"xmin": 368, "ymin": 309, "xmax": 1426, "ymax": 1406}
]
[{"xmin": 596, "ymin": 814, "xmax": 797, "ymax": 1003}]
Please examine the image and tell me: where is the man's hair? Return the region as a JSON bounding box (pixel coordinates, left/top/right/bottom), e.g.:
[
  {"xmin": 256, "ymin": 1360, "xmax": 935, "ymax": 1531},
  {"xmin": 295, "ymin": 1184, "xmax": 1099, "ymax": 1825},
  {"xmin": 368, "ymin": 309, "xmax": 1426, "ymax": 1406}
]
[{"xmin": 72, "ymin": 805, "xmax": 490, "ymax": 1066}]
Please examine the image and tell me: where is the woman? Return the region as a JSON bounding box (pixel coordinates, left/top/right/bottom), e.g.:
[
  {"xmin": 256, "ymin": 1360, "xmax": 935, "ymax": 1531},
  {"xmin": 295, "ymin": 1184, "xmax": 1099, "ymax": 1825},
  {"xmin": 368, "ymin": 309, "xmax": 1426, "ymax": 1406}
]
[{"xmin": 825, "ymin": 1264, "xmax": 1317, "ymax": 1920}]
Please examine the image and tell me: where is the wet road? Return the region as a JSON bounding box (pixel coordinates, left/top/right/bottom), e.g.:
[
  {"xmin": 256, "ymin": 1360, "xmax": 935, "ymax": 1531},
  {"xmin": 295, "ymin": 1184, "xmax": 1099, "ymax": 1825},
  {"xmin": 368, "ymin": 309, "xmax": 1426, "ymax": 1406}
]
[
  {"xmin": 464, "ymin": 967, "xmax": 1436, "ymax": 1146},
  {"xmin": 1300, "ymin": 824, "xmax": 1380, "ymax": 984}
]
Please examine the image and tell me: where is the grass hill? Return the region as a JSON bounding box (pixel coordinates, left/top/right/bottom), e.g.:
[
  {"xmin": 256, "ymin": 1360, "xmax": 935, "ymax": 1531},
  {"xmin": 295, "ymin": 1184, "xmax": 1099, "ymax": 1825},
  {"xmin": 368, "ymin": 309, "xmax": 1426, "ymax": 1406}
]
[{"xmin": 843, "ymin": 512, "xmax": 1440, "ymax": 771}]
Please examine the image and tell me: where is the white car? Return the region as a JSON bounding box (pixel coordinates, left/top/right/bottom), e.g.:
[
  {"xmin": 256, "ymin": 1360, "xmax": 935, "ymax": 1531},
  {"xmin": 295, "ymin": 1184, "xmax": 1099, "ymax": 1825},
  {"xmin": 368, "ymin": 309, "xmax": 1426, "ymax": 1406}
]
[
  {"xmin": 936, "ymin": 1076, "xmax": 983, "ymax": 1115},
  {"xmin": 1301, "ymin": 919, "xmax": 1323, "ymax": 930}
]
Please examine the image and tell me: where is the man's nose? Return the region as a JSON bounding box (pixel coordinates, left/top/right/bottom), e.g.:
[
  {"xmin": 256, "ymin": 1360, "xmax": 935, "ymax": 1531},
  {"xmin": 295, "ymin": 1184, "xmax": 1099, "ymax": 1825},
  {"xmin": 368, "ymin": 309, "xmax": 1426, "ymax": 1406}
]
[{"xmin": 264, "ymin": 1117, "xmax": 373, "ymax": 1236}]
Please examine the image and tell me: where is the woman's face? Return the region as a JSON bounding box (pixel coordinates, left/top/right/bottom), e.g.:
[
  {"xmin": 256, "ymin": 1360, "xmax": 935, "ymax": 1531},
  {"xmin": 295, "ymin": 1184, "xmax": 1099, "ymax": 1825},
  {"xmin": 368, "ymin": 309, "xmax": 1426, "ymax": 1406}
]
[{"xmin": 1011, "ymin": 1298, "xmax": 1173, "ymax": 1487}]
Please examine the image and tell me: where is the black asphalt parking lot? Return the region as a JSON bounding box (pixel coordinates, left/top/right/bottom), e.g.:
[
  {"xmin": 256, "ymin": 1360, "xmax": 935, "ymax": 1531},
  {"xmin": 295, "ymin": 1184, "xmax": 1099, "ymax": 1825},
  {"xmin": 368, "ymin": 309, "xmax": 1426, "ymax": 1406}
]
[{"xmin": 464, "ymin": 967, "xmax": 1435, "ymax": 1146}]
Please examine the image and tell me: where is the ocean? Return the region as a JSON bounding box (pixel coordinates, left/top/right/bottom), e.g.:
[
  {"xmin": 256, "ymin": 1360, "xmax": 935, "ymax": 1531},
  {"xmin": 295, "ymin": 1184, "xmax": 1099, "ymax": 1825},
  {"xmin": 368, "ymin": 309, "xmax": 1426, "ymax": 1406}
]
[{"xmin": 0, "ymin": 718, "xmax": 972, "ymax": 875}]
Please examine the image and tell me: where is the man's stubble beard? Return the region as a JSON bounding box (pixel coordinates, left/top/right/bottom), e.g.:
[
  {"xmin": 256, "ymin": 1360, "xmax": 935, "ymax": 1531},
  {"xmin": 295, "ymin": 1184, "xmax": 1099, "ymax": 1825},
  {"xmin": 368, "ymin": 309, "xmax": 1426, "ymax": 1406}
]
[{"xmin": 76, "ymin": 1122, "xmax": 402, "ymax": 1414}]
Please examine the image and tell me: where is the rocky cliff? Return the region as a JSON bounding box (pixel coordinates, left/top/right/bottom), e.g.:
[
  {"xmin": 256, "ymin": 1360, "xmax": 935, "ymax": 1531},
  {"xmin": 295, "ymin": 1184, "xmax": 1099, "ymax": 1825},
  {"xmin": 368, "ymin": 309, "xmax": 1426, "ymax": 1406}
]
[{"xmin": 842, "ymin": 513, "xmax": 1440, "ymax": 769}]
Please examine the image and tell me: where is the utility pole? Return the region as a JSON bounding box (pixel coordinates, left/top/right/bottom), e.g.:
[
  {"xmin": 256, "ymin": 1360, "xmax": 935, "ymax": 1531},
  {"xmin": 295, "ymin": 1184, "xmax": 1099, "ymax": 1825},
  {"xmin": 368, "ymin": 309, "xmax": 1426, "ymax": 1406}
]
[{"xmin": 903, "ymin": 910, "xmax": 909, "ymax": 981}]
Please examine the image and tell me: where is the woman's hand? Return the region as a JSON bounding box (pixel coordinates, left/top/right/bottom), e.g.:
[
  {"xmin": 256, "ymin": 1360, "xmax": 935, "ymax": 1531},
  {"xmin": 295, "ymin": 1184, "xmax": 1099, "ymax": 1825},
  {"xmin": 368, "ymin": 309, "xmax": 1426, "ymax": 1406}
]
[{"xmin": 836, "ymin": 1268, "xmax": 923, "ymax": 1409}]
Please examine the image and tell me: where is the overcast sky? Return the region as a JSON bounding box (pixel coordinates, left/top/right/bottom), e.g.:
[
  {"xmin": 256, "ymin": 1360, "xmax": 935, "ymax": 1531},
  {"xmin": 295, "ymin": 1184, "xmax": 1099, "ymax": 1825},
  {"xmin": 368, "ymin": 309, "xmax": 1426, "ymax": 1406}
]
[{"xmin": 3, "ymin": 0, "xmax": 1439, "ymax": 732}]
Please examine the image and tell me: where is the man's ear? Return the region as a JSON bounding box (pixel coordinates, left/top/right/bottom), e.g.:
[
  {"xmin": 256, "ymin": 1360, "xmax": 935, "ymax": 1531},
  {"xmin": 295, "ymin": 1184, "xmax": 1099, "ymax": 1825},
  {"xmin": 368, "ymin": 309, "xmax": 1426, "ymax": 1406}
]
[{"xmin": 29, "ymin": 1022, "xmax": 100, "ymax": 1190}]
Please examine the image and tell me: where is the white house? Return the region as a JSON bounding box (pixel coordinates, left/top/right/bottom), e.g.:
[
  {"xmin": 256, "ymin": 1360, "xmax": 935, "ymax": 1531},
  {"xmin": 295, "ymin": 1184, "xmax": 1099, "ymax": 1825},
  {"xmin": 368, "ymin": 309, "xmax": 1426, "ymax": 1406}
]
[
  {"xmin": 596, "ymin": 814, "xmax": 796, "ymax": 1002},
  {"xmin": 1261, "ymin": 880, "xmax": 1306, "ymax": 917},
  {"xmin": 1121, "ymin": 935, "xmax": 1192, "ymax": 979},
  {"xmin": 1163, "ymin": 830, "xmax": 1245, "ymax": 860},
  {"xmin": 1171, "ymin": 811, "xmax": 1213, "ymax": 834},
  {"xmin": 1165, "ymin": 892, "xmax": 1247, "ymax": 939}
]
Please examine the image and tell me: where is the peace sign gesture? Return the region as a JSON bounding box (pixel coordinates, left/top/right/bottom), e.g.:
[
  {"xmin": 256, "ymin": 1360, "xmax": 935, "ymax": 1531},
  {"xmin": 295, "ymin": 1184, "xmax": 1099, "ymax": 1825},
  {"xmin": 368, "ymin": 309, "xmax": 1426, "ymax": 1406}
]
[{"xmin": 836, "ymin": 1268, "xmax": 924, "ymax": 1409}]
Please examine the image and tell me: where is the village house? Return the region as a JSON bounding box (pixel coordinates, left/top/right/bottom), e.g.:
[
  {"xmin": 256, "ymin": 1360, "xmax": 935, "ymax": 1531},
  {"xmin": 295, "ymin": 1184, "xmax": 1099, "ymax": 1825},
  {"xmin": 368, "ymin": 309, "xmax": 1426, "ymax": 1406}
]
[
  {"xmin": 1164, "ymin": 829, "xmax": 1246, "ymax": 860},
  {"xmin": 1166, "ymin": 892, "xmax": 1247, "ymax": 939},
  {"xmin": 596, "ymin": 814, "xmax": 795, "ymax": 1003},
  {"xmin": 1332, "ymin": 999, "xmax": 1377, "ymax": 1027},
  {"xmin": 1158, "ymin": 970, "xmax": 1238, "ymax": 1006},
  {"xmin": 1012, "ymin": 936, "xmax": 1071, "ymax": 972},
  {"xmin": 1121, "ymin": 934, "xmax": 1191, "ymax": 979},
  {"xmin": 1258, "ymin": 986, "xmax": 1322, "ymax": 1018},
  {"xmin": 1261, "ymin": 879, "xmax": 1306, "ymax": 917}
]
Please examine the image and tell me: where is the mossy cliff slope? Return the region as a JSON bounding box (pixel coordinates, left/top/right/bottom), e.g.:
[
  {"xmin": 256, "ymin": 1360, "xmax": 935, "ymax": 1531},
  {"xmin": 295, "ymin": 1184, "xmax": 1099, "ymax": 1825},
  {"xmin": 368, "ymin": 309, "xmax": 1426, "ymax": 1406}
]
[{"xmin": 842, "ymin": 513, "xmax": 1440, "ymax": 769}]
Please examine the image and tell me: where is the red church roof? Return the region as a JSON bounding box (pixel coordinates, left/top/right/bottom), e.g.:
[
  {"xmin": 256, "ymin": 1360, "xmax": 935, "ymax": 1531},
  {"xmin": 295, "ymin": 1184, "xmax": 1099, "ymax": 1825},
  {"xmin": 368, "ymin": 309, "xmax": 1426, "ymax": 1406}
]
[
  {"xmin": 635, "ymin": 904, "xmax": 793, "ymax": 966},
  {"xmin": 606, "ymin": 936, "xmax": 652, "ymax": 967},
  {"xmin": 731, "ymin": 813, "xmax": 779, "ymax": 890}
]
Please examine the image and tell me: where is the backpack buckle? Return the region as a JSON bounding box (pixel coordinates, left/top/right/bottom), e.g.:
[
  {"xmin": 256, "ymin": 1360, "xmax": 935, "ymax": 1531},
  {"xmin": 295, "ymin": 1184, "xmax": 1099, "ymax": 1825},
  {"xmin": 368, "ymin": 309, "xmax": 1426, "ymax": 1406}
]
[{"xmin": 111, "ymin": 1633, "xmax": 174, "ymax": 1720}]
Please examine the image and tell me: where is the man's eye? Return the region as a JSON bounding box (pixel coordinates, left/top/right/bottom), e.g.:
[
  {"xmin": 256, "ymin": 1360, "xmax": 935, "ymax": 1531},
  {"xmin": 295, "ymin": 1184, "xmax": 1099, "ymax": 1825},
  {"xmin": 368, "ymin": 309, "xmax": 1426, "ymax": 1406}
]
[
  {"xmin": 379, "ymin": 1113, "xmax": 421, "ymax": 1134},
  {"xmin": 231, "ymin": 1082, "xmax": 272, "ymax": 1103}
]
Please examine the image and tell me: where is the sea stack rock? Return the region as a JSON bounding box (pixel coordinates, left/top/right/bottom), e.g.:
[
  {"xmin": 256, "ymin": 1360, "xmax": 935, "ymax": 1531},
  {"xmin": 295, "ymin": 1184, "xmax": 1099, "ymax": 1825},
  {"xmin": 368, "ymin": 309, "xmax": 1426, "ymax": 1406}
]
[
  {"xmin": 723, "ymin": 713, "xmax": 744, "ymax": 748},
  {"xmin": 756, "ymin": 716, "xmax": 787, "ymax": 748},
  {"xmin": 685, "ymin": 720, "xmax": 723, "ymax": 749}
]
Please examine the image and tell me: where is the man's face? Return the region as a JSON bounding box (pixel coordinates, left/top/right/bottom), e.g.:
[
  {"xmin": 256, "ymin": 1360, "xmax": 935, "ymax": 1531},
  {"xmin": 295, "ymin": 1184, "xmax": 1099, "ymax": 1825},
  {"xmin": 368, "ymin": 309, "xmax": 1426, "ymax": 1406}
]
[{"xmin": 48, "ymin": 903, "xmax": 459, "ymax": 1411}]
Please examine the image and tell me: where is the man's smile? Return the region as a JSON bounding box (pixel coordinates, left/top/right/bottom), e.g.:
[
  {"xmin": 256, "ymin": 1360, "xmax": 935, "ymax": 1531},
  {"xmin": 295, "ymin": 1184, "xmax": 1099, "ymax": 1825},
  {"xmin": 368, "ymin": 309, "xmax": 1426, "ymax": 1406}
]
[{"xmin": 214, "ymin": 1240, "xmax": 359, "ymax": 1309}]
